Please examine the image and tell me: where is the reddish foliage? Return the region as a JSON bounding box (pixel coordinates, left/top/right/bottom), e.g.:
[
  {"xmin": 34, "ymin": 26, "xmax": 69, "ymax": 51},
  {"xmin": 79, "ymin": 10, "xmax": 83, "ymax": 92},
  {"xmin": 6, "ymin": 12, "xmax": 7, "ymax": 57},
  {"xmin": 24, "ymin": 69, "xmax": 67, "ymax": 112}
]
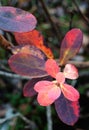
[
  {"xmin": 34, "ymin": 59, "xmax": 79, "ymax": 106},
  {"xmin": 11, "ymin": 45, "xmax": 46, "ymax": 60},
  {"xmin": 0, "ymin": 6, "xmax": 37, "ymax": 32},
  {"xmin": 14, "ymin": 30, "xmax": 54, "ymax": 58},
  {"xmin": 0, "ymin": 6, "xmax": 83, "ymax": 126},
  {"xmin": 59, "ymin": 28, "xmax": 83, "ymax": 65},
  {"xmin": 23, "ymin": 76, "xmax": 52, "ymax": 97}
]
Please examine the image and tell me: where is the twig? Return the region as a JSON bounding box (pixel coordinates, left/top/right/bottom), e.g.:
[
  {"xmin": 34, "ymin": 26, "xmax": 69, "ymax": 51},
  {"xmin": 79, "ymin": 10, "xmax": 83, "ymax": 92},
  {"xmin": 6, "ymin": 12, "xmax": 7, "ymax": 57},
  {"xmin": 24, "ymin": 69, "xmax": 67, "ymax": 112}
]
[
  {"xmin": 46, "ymin": 106, "xmax": 53, "ymax": 130},
  {"xmin": 0, "ymin": 70, "xmax": 30, "ymax": 79},
  {"xmin": 56, "ymin": 59, "xmax": 89, "ymax": 68},
  {"xmin": 0, "ymin": 109, "xmax": 37, "ymax": 130},
  {"xmin": 39, "ymin": 0, "xmax": 61, "ymax": 41},
  {"xmin": 19, "ymin": 113, "xmax": 37, "ymax": 130},
  {"xmin": 67, "ymin": 60, "xmax": 89, "ymax": 68},
  {"xmin": 73, "ymin": 0, "xmax": 89, "ymax": 26}
]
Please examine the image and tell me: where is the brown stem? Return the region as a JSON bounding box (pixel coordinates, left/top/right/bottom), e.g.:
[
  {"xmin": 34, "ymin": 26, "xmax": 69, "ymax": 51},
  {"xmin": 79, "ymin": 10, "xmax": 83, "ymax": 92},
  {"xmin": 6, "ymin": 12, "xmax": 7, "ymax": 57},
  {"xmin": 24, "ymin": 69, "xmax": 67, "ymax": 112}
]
[
  {"xmin": 39, "ymin": 0, "xmax": 61, "ymax": 41},
  {"xmin": 0, "ymin": 34, "xmax": 14, "ymax": 50}
]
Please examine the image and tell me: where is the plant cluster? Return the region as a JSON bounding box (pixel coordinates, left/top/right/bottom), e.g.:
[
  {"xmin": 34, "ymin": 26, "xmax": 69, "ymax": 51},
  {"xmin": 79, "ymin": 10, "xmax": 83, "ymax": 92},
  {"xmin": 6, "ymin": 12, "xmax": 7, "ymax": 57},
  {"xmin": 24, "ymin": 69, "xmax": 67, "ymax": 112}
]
[{"xmin": 0, "ymin": 6, "xmax": 83, "ymax": 125}]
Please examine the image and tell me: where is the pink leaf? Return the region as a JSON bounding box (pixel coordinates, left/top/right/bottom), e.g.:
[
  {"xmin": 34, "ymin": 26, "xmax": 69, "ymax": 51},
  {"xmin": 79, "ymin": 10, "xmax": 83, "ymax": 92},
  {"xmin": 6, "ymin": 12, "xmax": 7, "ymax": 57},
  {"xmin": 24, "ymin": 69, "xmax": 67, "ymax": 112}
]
[
  {"xmin": 55, "ymin": 93, "xmax": 80, "ymax": 125},
  {"xmin": 63, "ymin": 64, "xmax": 79, "ymax": 79},
  {"xmin": 0, "ymin": 6, "xmax": 37, "ymax": 32},
  {"xmin": 23, "ymin": 76, "xmax": 53, "ymax": 97},
  {"xmin": 37, "ymin": 86, "xmax": 61, "ymax": 106},
  {"xmin": 56, "ymin": 72, "xmax": 65, "ymax": 84},
  {"xmin": 34, "ymin": 81, "xmax": 54, "ymax": 92},
  {"xmin": 45, "ymin": 59, "xmax": 60, "ymax": 78},
  {"xmin": 61, "ymin": 83, "xmax": 80, "ymax": 101}
]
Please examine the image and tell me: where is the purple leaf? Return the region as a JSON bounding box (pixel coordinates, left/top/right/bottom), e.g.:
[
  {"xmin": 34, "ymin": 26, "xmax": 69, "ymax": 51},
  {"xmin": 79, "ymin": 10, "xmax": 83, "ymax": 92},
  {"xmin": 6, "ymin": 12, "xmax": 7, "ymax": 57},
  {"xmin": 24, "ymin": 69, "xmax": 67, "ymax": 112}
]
[
  {"xmin": 23, "ymin": 79, "xmax": 37, "ymax": 97},
  {"xmin": 8, "ymin": 53, "xmax": 48, "ymax": 78},
  {"xmin": 0, "ymin": 6, "xmax": 37, "ymax": 32},
  {"xmin": 11, "ymin": 45, "xmax": 46, "ymax": 60},
  {"xmin": 55, "ymin": 93, "xmax": 80, "ymax": 125},
  {"xmin": 59, "ymin": 28, "xmax": 83, "ymax": 65},
  {"xmin": 23, "ymin": 76, "xmax": 52, "ymax": 97}
]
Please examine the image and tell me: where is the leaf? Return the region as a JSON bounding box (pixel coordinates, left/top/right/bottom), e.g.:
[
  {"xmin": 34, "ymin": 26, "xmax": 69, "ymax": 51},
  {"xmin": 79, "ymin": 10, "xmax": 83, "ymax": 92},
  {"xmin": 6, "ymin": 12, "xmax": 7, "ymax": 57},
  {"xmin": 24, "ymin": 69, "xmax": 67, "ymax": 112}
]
[
  {"xmin": 61, "ymin": 83, "xmax": 80, "ymax": 101},
  {"xmin": 63, "ymin": 64, "xmax": 79, "ymax": 80},
  {"xmin": 11, "ymin": 45, "xmax": 46, "ymax": 60},
  {"xmin": 55, "ymin": 93, "xmax": 80, "ymax": 125},
  {"xmin": 59, "ymin": 28, "xmax": 83, "ymax": 65},
  {"xmin": 8, "ymin": 53, "xmax": 48, "ymax": 78},
  {"xmin": 45, "ymin": 59, "xmax": 60, "ymax": 78},
  {"xmin": 14, "ymin": 29, "xmax": 54, "ymax": 58},
  {"xmin": 23, "ymin": 79, "xmax": 37, "ymax": 97},
  {"xmin": 0, "ymin": 6, "xmax": 37, "ymax": 32},
  {"xmin": 23, "ymin": 76, "xmax": 53, "ymax": 97},
  {"xmin": 37, "ymin": 87, "xmax": 61, "ymax": 106},
  {"xmin": 56, "ymin": 72, "xmax": 65, "ymax": 84}
]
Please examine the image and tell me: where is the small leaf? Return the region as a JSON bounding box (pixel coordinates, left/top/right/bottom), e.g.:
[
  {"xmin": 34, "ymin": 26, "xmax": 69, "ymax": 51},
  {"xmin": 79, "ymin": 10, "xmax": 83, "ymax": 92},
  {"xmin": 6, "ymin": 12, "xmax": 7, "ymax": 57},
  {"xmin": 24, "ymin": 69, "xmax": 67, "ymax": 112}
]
[
  {"xmin": 0, "ymin": 6, "xmax": 37, "ymax": 32},
  {"xmin": 59, "ymin": 28, "xmax": 83, "ymax": 65},
  {"xmin": 55, "ymin": 93, "xmax": 80, "ymax": 125},
  {"xmin": 45, "ymin": 59, "xmax": 60, "ymax": 78},
  {"xmin": 56, "ymin": 72, "xmax": 65, "ymax": 84},
  {"xmin": 63, "ymin": 64, "xmax": 79, "ymax": 80},
  {"xmin": 61, "ymin": 83, "xmax": 80, "ymax": 101},
  {"xmin": 35, "ymin": 81, "xmax": 61, "ymax": 106},
  {"xmin": 11, "ymin": 45, "xmax": 46, "ymax": 60},
  {"xmin": 23, "ymin": 76, "xmax": 52, "ymax": 97},
  {"xmin": 14, "ymin": 30, "xmax": 54, "ymax": 58},
  {"xmin": 34, "ymin": 81, "xmax": 53, "ymax": 92},
  {"xmin": 23, "ymin": 79, "xmax": 37, "ymax": 97},
  {"xmin": 36, "ymin": 86, "xmax": 61, "ymax": 106},
  {"xmin": 8, "ymin": 53, "xmax": 48, "ymax": 78}
]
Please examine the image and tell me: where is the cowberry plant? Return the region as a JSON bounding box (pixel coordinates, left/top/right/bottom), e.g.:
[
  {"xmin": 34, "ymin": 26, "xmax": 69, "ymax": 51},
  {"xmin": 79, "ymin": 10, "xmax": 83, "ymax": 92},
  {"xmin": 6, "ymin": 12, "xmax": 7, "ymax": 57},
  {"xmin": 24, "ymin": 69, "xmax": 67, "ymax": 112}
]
[{"xmin": 0, "ymin": 6, "xmax": 83, "ymax": 126}]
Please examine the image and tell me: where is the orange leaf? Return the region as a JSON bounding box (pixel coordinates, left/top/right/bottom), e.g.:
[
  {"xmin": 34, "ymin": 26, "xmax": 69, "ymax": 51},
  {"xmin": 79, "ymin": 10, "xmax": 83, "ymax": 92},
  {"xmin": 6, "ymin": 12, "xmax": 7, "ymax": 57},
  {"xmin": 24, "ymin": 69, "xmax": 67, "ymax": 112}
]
[{"xmin": 14, "ymin": 30, "xmax": 54, "ymax": 58}]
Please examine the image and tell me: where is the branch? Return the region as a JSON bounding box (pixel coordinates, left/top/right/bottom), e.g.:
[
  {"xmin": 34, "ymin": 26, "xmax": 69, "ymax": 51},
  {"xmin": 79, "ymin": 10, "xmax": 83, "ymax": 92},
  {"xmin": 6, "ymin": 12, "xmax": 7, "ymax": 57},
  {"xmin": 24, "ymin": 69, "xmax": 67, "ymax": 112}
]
[
  {"xmin": 0, "ymin": 70, "xmax": 30, "ymax": 80},
  {"xmin": 73, "ymin": 0, "xmax": 89, "ymax": 26},
  {"xmin": 56, "ymin": 59, "xmax": 89, "ymax": 68},
  {"xmin": 39, "ymin": 0, "xmax": 61, "ymax": 41},
  {"xmin": 67, "ymin": 60, "xmax": 89, "ymax": 68}
]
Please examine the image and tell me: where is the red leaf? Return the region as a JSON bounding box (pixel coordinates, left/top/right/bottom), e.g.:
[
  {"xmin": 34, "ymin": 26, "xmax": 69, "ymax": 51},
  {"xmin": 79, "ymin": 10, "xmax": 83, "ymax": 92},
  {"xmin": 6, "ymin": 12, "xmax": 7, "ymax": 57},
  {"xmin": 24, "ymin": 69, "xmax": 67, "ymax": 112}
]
[
  {"xmin": 59, "ymin": 28, "xmax": 83, "ymax": 65},
  {"xmin": 55, "ymin": 93, "xmax": 80, "ymax": 125},
  {"xmin": 23, "ymin": 76, "xmax": 53, "ymax": 97},
  {"xmin": 8, "ymin": 53, "xmax": 48, "ymax": 78},
  {"xmin": 11, "ymin": 45, "xmax": 46, "ymax": 60},
  {"xmin": 14, "ymin": 30, "xmax": 54, "ymax": 58},
  {"xmin": 0, "ymin": 6, "xmax": 37, "ymax": 32}
]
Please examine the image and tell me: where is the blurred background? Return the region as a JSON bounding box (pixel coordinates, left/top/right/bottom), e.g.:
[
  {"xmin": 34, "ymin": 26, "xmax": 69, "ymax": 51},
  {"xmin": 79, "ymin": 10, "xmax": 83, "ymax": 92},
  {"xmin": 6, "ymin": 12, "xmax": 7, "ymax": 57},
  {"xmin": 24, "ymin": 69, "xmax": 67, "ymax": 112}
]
[{"xmin": 0, "ymin": 0, "xmax": 89, "ymax": 130}]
